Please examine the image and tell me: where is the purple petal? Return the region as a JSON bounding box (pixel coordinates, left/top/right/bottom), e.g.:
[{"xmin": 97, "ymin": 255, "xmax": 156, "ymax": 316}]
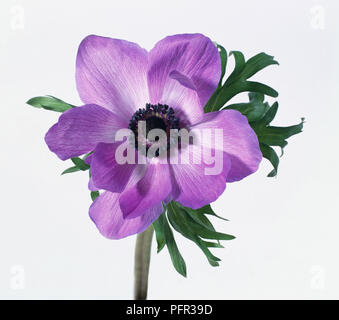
[
  {"xmin": 88, "ymin": 178, "xmax": 98, "ymax": 191},
  {"xmin": 191, "ymin": 110, "xmax": 262, "ymax": 182},
  {"xmin": 89, "ymin": 191, "xmax": 162, "ymax": 239},
  {"xmin": 90, "ymin": 142, "xmax": 141, "ymax": 193},
  {"xmin": 169, "ymin": 70, "xmax": 196, "ymax": 91},
  {"xmin": 84, "ymin": 154, "xmax": 93, "ymax": 165},
  {"xmin": 76, "ymin": 35, "xmax": 149, "ymax": 120},
  {"xmin": 147, "ymin": 33, "xmax": 220, "ymax": 125},
  {"xmin": 45, "ymin": 104, "xmax": 125, "ymax": 160},
  {"xmin": 170, "ymin": 145, "xmax": 231, "ymax": 209},
  {"xmin": 86, "ymin": 154, "xmax": 98, "ymax": 191},
  {"xmin": 89, "ymin": 154, "xmax": 146, "ymax": 193},
  {"xmin": 119, "ymin": 159, "xmax": 172, "ymax": 219}
]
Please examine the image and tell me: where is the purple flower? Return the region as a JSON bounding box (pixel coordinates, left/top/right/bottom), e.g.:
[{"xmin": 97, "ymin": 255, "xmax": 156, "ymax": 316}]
[{"xmin": 45, "ymin": 34, "xmax": 262, "ymax": 239}]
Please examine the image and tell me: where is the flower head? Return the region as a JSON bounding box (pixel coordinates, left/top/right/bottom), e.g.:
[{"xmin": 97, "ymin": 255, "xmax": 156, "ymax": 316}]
[{"xmin": 45, "ymin": 34, "xmax": 262, "ymax": 239}]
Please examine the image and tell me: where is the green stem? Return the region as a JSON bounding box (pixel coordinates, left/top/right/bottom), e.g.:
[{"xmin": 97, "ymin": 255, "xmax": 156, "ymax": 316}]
[{"xmin": 134, "ymin": 225, "xmax": 154, "ymax": 300}]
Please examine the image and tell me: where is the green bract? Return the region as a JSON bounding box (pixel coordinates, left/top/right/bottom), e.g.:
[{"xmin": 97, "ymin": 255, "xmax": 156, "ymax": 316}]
[
  {"xmin": 152, "ymin": 201, "xmax": 234, "ymax": 276},
  {"xmin": 205, "ymin": 50, "xmax": 279, "ymax": 113},
  {"xmin": 206, "ymin": 45, "xmax": 304, "ymax": 177},
  {"xmin": 27, "ymin": 95, "xmax": 75, "ymax": 112},
  {"xmin": 61, "ymin": 156, "xmax": 90, "ymax": 175}
]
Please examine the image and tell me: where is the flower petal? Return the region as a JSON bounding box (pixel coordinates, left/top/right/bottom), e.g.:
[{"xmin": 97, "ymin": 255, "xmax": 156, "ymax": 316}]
[
  {"xmin": 45, "ymin": 104, "xmax": 125, "ymax": 160},
  {"xmin": 76, "ymin": 35, "xmax": 149, "ymax": 120},
  {"xmin": 91, "ymin": 142, "xmax": 143, "ymax": 193},
  {"xmin": 147, "ymin": 33, "xmax": 220, "ymax": 125},
  {"xmin": 170, "ymin": 145, "xmax": 231, "ymax": 209},
  {"xmin": 88, "ymin": 177, "xmax": 98, "ymax": 191},
  {"xmin": 89, "ymin": 191, "xmax": 162, "ymax": 239},
  {"xmin": 119, "ymin": 158, "xmax": 172, "ymax": 219},
  {"xmin": 191, "ymin": 110, "xmax": 262, "ymax": 182},
  {"xmin": 84, "ymin": 154, "xmax": 93, "ymax": 165}
]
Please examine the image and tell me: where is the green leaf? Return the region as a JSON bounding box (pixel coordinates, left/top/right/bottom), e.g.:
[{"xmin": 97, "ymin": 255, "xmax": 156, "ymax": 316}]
[
  {"xmin": 171, "ymin": 203, "xmax": 234, "ymax": 241},
  {"xmin": 224, "ymin": 51, "xmax": 246, "ymax": 86},
  {"xmin": 180, "ymin": 206, "xmax": 224, "ymax": 247},
  {"xmin": 26, "ymin": 95, "xmax": 76, "ymax": 112},
  {"xmin": 153, "ymin": 201, "xmax": 232, "ymax": 272},
  {"xmin": 61, "ymin": 166, "xmax": 81, "ymax": 175},
  {"xmin": 217, "ymin": 44, "xmax": 227, "ymax": 87},
  {"xmin": 204, "ymin": 44, "xmax": 228, "ymax": 111},
  {"xmin": 204, "ymin": 51, "xmax": 278, "ymax": 112},
  {"xmin": 194, "ymin": 204, "xmax": 228, "ymax": 221},
  {"xmin": 249, "ymin": 98, "xmax": 304, "ymax": 176},
  {"xmin": 153, "ymin": 218, "xmax": 166, "ymax": 253},
  {"xmin": 241, "ymin": 52, "xmax": 279, "ymax": 79},
  {"xmin": 260, "ymin": 143, "xmax": 279, "ymax": 177},
  {"xmin": 202, "ymin": 241, "xmax": 224, "ymax": 248},
  {"xmin": 249, "ymin": 92, "xmax": 265, "ymax": 102},
  {"xmin": 61, "ymin": 157, "xmax": 90, "ymax": 176},
  {"xmin": 71, "ymin": 157, "xmax": 90, "ymax": 171},
  {"xmin": 253, "ymin": 104, "xmax": 304, "ymax": 155},
  {"xmin": 204, "ymin": 46, "xmax": 303, "ymax": 177},
  {"xmin": 190, "ymin": 221, "xmax": 235, "ymax": 241},
  {"xmin": 90, "ymin": 191, "xmax": 100, "ymax": 201},
  {"xmin": 259, "ymin": 122, "xmax": 306, "ymax": 140},
  {"xmin": 185, "ymin": 209, "xmax": 216, "ymax": 232},
  {"xmin": 154, "ymin": 213, "xmax": 187, "ymax": 277},
  {"xmin": 167, "ymin": 202, "xmax": 222, "ymax": 266},
  {"xmin": 259, "ymin": 143, "xmax": 280, "ymax": 177},
  {"xmin": 223, "ymin": 98, "xmax": 270, "ymax": 122},
  {"xmin": 242, "ymin": 81, "xmax": 278, "ymax": 98},
  {"xmin": 167, "ymin": 202, "xmax": 235, "ymax": 267},
  {"xmin": 83, "ymin": 152, "xmax": 93, "ymax": 161},
  {"xmin": 204, "ymin": 87, "xmax": 221, "ymax": 112},
  {"xmin": 257, "ymin": 133, "xmax": 288, "ymax": 151},
  {"xmin": 252, "ymin": 102, "xmax": 279, "ymax": 129}
]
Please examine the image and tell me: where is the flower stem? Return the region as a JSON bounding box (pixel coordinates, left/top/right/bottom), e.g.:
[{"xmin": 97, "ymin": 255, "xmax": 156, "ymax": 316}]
[{"xmin": 134, "ymin": 225, "xmax": 154, "ymax": 300}]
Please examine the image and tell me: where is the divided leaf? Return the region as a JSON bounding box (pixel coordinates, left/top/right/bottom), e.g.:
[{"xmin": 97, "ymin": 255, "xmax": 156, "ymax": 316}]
[
  {"xmin": 167, "ymin": 204, "xmax": 220, "ymax": 267},
  {"xmin": 224, "ymin": 93, "xmax": 304, "ymax": 177},
  {"xmin": 195, "ymin": 204, "xmax": 228, "ymax": 221},
  {"xmin": 153, "ymin": 212, "xmax": 187, "ymax": 277},
  {"xmin": 153, "ymin": 201, "xmax": 233, "ymax": 276},
  {"xmin": 205, "ymin": 51, "xmax": 278, "ymax": 112},
  {"xmin": 167, "ymin": 202, "xmax": 234, "ymax": 268}
]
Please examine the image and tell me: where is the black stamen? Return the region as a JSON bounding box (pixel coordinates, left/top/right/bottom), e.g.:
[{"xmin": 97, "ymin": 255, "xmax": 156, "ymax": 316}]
[{"xmin": 128, "ymin": 103, "xmax": 180, "ymax": 157}]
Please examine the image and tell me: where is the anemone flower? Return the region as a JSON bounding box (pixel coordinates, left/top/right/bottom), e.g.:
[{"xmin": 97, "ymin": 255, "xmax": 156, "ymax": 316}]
[{"xmin": 45, "ymin": 33, "xmax": 262, "ymax": 240}]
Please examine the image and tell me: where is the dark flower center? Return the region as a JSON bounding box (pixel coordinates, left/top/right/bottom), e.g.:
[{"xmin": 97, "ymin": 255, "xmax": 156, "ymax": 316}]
[
  {"xmin": 146, "ymin": 116, "xmax": 167, "ymax": 138},
  {"xmin": 128, "ymin": 103, "xmax": 180, "ymax": 156}
]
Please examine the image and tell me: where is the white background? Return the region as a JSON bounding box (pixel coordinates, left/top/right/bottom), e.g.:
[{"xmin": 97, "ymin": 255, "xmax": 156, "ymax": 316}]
[{"xmin": 0, "ymin": 0, "xmax": 338, "ymax": 299}]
